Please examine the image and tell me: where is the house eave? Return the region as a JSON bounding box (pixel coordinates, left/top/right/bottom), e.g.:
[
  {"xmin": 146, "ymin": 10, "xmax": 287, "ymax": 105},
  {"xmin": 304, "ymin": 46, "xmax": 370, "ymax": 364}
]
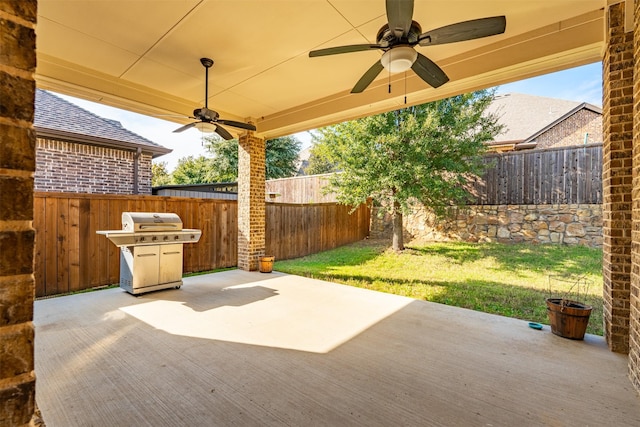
[
  {"xmin": 523, "ymin": 102, "xmax": 602, "ymax": 143},
  {"xmin": 35, "ymin": 126, "xmax": 172, "ymax": 158}
]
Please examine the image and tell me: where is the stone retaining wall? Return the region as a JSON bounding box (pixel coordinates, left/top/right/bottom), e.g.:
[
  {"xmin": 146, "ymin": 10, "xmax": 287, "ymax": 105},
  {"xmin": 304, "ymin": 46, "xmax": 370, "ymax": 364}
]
[{"xmin": 371, "ymin": 204, "xmax": 602, "ymax": 248}]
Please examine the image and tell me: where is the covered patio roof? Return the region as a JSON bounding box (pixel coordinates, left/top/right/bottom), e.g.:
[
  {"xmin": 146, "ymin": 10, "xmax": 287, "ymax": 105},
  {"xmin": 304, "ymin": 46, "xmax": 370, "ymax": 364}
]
[
  {"xmin": 36, "ymin": 0, "xmax": 606, "ymax": 139},
  {"xmin": 35, "ymin": 271, "xmax": 640, "ymax": 425}
]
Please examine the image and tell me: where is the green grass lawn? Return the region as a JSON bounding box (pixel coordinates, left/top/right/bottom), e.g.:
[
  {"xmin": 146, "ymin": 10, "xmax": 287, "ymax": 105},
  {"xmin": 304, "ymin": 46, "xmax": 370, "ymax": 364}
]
[{"xmin": 274, "ymin": 240, "xmax": 604, "ymax": 336}]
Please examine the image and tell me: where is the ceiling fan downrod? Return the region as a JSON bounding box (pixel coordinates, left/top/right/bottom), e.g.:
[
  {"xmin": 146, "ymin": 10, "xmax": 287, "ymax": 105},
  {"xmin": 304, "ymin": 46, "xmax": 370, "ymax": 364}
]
[{"xmin": 200, "ymin": 57, "xmax": 214, "ymax": 109}]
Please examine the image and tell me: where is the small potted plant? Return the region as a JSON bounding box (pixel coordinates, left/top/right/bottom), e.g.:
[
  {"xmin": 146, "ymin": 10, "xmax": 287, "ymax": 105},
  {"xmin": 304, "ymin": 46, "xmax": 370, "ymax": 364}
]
[{"xmin": 546, "ymin": 275, "xmax": 593, "ymax": 340}]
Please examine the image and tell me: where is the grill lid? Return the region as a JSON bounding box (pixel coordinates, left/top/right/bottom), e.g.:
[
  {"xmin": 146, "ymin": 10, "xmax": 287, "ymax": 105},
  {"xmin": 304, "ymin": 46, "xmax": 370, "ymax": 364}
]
[{"xmin": 122, "ymin": 212, "xmax": 182, "ymax": 232}]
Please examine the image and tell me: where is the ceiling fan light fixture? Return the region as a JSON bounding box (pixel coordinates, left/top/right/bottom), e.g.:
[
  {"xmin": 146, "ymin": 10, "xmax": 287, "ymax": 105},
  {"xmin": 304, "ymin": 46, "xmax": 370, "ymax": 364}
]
[
  {"xmin": 194, "ymin": 121, "xmax": 217, "ymax": 133},
  {"xmin": 381, "ymin": 47, "xmax": 417, "ymax": 73}
]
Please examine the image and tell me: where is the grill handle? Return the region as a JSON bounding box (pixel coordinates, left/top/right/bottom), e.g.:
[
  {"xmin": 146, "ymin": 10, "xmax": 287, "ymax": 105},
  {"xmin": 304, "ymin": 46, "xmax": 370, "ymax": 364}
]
[
  {"xmin": 139, "ymin": 224, "xmax": 180, "ymax": 230},
  {"xmin": 136, "ymin": 253, "xmax": 157, "ymax": 258}
]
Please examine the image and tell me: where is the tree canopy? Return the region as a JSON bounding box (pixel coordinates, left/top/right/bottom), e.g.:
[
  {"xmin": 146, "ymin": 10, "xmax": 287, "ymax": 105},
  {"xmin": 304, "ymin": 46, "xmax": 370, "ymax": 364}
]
[
  {"xmin": 171, "ymin": 155, "xmax": 216, "ymax": 184},
  {"xmin": 150, "ymin": 135, "xmax": 302, "ymax": 186},
  {"xmin": 151, "ymin": 161, "xmax": 172, "ymax": 187},
  {"xmin": 205, "ymin": 135, "xmax": 301, "ymax": 181},
  {"xmin": 306, "ymin": 134, "xmax": 337, "ymax": 175},
  {"xmin": 205, "ymin": 138, "xmax": 239, "ymax": 182},
  {"xmin": 311, "ymin": 89, "xmax": 502, "ymax": 250}
]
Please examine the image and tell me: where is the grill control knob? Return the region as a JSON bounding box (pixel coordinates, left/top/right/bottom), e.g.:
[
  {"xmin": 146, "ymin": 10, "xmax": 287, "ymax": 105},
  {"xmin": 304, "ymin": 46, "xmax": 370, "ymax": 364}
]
[
  {"xmin": 152, "ymin": 236, "xmax": 157, "ymax": 241},
  {"xmin": 140, "ymin": 237, "xmax": 145, "ymax": 242},
  {"xmin": 163, "ymin": 236, "xmax": 169, "ymax": 241},
  {"xmin": 174, "ymin": 235, "xmax": 180, "ymax": 240}
]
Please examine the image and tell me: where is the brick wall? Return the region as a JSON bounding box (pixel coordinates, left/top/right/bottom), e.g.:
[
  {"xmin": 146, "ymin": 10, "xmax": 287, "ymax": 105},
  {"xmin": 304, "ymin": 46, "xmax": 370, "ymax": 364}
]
[
  {"xmin": 371, "ymin": 204, "xmax": 603, "ymax": 248},
  {"xmin": 603, "ymin": 1, "xmax": 634, "ymax": 355},
  {"xmin": 238, "ymin": 132, "xmax": 265, "ymax": 271},
  {"xmin": 535, "ymin": 109, "xmax": 603, "ymax": 149},
  {"xmin": 0, "ymin": 0, "xmax": 37, "ymax": 425},
  {"xmin": 35, "ymin": 138, "xmax": 152, "ymax": 194},
  {"xmin": 630, "ymin": 0, "xmax": 640, "ymax": 390}
]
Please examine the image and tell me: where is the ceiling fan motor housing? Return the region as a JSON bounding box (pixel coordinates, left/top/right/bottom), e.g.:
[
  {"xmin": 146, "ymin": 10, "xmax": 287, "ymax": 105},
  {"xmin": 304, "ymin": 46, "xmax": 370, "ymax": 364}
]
[
  {"xmin": 376, "ymin": 21, "xmax": 422, "ymax": 46},
  {"xmin": 193, "ymin": 107, "xmax": 218, "ymax": 122},
  {"xmin": 377, "ymin": 21, "xmax": 422, "ymax": 73}
]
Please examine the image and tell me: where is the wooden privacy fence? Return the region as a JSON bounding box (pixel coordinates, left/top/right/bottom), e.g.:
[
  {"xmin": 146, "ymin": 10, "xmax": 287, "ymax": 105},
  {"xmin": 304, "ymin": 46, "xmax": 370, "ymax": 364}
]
[
  {"xmin": 34, "ymin": 192, "xmax": 369, "ymax": 297},
  {"xmin": 470, "ymin": 144, "xmax": 603, "ymax": 205},
  {"xmin": 34, "ymin": 193, "xmax": 238, "ymax": 297},
  {"xmin": 265, "ymin": 144, "xmax": 604, "ymax": 207},
  {"xmin": 266, "ymin": 173, "xmax": 337, "ymax": 203},
  {"xmin": 265, "ymin": 202, "xmax": 370, "ymax": 260}
]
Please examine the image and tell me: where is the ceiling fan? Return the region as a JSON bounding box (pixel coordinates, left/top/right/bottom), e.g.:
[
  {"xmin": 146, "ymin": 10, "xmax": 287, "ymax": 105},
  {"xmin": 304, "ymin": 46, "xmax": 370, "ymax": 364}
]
[
  {"xmin": 173, "ymin": 57, "xmax": 256, "ymax": 139},
  {"xmin": 309, "ymin": 0, "xmax": 506, "ymax": 93}
]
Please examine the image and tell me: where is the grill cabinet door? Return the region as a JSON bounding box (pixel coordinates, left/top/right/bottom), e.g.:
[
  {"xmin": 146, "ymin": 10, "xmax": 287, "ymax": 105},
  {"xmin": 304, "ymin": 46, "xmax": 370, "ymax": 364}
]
[
  {"xmin": 132, "ymin": 245, "xmax": 160, "ymax": 288},
  {"xmin": 159, "ymin": 243, "xmax": 183, "ymax": 284}
]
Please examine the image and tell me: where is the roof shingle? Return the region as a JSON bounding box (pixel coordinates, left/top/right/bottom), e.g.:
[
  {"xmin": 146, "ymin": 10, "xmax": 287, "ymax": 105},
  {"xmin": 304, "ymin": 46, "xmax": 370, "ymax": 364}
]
[
  {"xmin": 487, "ymin": 93, "xmax": 599, "ymax": 143},
  {"xmin": 34, "ymin": 89, "xmax": 170, "ymax": 156}
]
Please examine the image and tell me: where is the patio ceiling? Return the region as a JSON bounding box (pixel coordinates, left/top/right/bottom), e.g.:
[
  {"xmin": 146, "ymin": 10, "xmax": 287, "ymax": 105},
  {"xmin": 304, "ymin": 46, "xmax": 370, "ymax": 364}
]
[{"xmin": 36, "ymin": 0, "xmax": 605, "ymax": 139}]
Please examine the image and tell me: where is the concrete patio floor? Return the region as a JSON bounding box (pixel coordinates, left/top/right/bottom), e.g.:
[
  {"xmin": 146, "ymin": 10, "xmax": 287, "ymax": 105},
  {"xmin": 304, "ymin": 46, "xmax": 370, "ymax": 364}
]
[{"xmin": 35, "ymin": 270, "xmax": 640, "ymax": 426}]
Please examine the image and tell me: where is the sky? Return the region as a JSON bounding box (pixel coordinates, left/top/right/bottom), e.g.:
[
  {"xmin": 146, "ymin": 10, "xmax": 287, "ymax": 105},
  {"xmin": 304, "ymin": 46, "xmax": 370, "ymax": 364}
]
[{"xmin": 57, "ymin": 62, "xmax": 602, "ymax": 171}]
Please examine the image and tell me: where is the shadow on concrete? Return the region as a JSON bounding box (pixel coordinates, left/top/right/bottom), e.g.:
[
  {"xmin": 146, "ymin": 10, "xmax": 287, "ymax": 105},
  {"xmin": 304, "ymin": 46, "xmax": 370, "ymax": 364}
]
[{"xmin": 147, "ymin": 284, "xmax": 280, "ymax": 312}]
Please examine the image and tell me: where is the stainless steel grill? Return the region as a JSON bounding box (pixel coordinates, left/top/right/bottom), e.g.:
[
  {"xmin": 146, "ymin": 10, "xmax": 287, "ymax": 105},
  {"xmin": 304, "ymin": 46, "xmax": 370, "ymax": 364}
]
[{"xmin": 97, "ymin": 212, "xmax": 201, "ymax": 295}]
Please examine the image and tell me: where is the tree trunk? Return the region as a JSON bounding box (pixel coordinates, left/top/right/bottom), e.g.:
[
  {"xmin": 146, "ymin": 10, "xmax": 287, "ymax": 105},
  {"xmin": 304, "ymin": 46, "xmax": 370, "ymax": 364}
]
[{"xmin": 392, "ymin": 202, "xmax": 404, "ymax": 251}]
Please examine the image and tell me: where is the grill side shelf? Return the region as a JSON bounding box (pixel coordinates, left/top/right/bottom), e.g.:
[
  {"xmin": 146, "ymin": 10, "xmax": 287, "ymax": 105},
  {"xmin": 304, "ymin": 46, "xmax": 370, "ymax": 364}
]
[{"xmin": 96, "ymin": 229, "xmax": 202, "ymax": 247}]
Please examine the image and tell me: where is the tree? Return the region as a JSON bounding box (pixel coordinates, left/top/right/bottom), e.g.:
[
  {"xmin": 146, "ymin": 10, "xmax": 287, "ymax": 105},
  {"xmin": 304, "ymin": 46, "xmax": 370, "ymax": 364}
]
[
  {"xmin": 151, "ymin": 161, "xmax": 172, "ymax": 187},
  {"xmin": 205, "ymin": 135, "xmax": 301, "ymax": 181},
  {"xmin": 171, "ymin": 155, "xmax": 216, "ymax": 184},
  {"xmin": 265, "ymin": 136, "xmax": 302, "ymax": 178},
  {"xmin": 205, "ymin": 138, "xmax": 238, "ymax": 182},
  {"xmin": 306, "ymin": 134, "xmax": 338, "ymax": 175},
  {"xmin": 314, "ymin": 90, "xmax": 503, "ymax": 251}
]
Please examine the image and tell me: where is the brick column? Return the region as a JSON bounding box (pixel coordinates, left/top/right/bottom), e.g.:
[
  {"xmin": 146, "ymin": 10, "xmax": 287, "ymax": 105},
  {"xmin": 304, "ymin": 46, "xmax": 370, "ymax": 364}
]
[
  {"xmin": 630, "ymin": 0, "xmax": 640, "ymax": 389},
  {"xmin": 602, "ymin": 1, "xmax": 634, "ymax": 354},
  {"xmin": 238, "ymin": 131, "xmax": 265, "ymax": 271},
  {"xmin": 0, "ymin": 1, "xmax": 38, "ymax": 425}
]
